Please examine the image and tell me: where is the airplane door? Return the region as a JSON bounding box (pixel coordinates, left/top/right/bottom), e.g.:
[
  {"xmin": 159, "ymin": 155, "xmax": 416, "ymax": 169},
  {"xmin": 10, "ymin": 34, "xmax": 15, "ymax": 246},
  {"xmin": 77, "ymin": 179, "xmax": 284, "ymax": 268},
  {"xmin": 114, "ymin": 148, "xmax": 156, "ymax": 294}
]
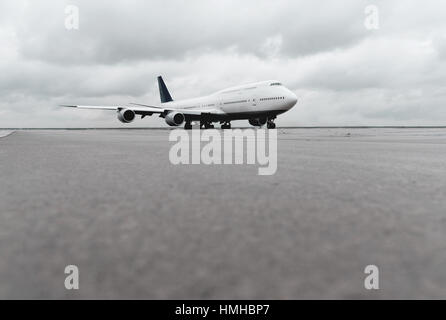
[{"xmin": 250, "ymin": 93, "xmax": 257, "ymax": 112}]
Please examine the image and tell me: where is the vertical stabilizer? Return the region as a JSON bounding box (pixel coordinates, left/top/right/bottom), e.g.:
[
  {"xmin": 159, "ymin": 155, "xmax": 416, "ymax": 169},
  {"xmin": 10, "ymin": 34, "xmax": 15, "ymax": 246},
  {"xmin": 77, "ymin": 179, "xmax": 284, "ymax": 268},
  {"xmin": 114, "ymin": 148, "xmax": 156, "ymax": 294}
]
[{"xmin": 157, "ymin": 76, "xmax": 173, "ymax": 103}]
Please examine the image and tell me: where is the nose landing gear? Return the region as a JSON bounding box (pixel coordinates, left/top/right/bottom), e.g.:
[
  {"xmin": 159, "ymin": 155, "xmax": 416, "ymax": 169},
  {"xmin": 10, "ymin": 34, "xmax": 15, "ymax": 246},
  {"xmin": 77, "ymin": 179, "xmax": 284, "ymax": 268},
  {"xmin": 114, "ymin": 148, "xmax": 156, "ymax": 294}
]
[{"xmin": 267, "ymin": 118, "xmax": 276, "ymax": 129}]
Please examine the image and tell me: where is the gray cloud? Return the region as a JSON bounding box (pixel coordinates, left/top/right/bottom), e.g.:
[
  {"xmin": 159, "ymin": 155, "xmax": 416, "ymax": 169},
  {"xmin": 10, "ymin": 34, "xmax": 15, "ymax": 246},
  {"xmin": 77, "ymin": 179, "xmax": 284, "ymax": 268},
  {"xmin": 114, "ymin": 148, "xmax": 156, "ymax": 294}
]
[
  {"xmin": 15, "ymin": 0, "xmax": 369, "ymax": 64},
  {"xmin": 0, "ymin": 0, "xmax": 446, "ymax": 127}
]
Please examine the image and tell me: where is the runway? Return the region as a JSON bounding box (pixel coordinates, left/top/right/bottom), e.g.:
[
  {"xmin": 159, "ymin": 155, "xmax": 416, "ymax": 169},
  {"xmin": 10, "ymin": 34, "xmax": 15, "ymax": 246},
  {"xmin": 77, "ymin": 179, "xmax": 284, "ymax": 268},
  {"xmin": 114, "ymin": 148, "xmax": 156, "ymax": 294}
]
[
  {"xmin": 1, "ymin": 128, "xmax": 446, "ymax": 299},
  {"xmin": 0, "ymin": 131, "xmax": 13, "ymax": 138}
]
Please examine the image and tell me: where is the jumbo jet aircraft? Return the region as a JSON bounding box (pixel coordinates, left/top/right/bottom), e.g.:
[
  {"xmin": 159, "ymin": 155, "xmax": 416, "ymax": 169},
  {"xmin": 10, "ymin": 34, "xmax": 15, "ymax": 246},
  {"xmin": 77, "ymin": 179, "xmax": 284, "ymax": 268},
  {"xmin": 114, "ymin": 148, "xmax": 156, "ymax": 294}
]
[{"xmin": 62, "ymin": 76, "xmax": 298, "ymax": 129}]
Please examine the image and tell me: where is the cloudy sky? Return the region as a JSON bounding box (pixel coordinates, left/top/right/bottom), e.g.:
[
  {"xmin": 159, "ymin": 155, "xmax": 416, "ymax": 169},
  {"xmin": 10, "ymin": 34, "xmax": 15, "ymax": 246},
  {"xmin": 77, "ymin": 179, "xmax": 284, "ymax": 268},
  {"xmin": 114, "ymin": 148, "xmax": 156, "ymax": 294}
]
[{"xmin": 0, "ymin": 0, "xmax": 445, "ymax": 127}]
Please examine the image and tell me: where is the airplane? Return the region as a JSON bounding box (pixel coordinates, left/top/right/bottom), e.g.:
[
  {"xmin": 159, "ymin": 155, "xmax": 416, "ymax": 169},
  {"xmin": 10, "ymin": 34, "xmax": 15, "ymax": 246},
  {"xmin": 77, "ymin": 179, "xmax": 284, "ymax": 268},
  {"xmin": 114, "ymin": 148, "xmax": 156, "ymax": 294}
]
[{"xmin": 62, "ymin": 76, "xmax": 298, "ymax": 129}]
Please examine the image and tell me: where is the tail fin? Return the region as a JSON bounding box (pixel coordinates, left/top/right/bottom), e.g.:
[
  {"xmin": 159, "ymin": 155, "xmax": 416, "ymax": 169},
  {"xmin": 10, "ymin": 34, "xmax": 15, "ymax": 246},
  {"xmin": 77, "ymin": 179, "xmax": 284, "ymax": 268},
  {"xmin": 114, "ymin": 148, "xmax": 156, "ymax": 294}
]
[{"xmin": 157, "ymin": 76, "xmax": 173, "ymax": 103}]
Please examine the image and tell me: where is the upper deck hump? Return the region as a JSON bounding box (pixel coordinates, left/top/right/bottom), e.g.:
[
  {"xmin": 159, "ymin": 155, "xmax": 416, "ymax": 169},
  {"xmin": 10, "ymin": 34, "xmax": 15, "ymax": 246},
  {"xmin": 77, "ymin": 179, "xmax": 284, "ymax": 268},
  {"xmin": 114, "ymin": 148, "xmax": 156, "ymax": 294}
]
[{"xmin": 215, "ymin": 80, "xmax": 280, "ymax": 95}]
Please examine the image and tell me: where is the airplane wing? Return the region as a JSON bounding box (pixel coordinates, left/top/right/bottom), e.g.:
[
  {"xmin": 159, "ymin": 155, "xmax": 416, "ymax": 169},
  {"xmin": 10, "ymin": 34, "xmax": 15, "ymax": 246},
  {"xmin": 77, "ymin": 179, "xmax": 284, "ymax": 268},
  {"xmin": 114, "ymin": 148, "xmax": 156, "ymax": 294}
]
[
  {"xmin": 60, "ymin": 104, "xmax": 163, "ymax": 115},
  {"xmin": 60, "ymin": 104, "xmax": 225, "ymax": 116},
  {"xmin": 171, "ymin": 108, "xmax": 225, "ymax": 115},
  {"xmin": 130, "ymin": 103, "xmax": 225, "ymax": 115}
]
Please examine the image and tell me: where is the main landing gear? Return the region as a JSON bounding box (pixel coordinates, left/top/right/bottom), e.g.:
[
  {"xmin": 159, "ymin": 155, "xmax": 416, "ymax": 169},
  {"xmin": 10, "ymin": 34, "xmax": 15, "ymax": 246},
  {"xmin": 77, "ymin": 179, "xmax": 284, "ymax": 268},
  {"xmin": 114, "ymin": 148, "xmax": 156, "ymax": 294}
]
[
  {"xmin": 198, "ymin": 121, "xmax": 231, "ymax": 129},
  {"xmin": 184, "ymin": 121, "xmax": 221, "ymax": 129},
  {"xmin": 200, "ymin": 122, "xmax": 214, "ymax": 129},
  {"xmin": 221, "ymin": 122, "xmax": 231, "ymax": 129},
  {"xmin": 184, "ymin": 121, "xmax": 192, "ymax": 130}
]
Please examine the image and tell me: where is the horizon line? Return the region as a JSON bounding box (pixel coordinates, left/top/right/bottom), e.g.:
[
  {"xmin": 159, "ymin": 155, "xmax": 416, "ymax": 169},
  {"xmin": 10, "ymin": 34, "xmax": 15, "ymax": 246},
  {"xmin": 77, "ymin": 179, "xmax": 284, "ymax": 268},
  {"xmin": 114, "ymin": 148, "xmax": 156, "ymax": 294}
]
[{"xmin": 2, "ymin": 126, "xmax": 446, "ymax": 130}]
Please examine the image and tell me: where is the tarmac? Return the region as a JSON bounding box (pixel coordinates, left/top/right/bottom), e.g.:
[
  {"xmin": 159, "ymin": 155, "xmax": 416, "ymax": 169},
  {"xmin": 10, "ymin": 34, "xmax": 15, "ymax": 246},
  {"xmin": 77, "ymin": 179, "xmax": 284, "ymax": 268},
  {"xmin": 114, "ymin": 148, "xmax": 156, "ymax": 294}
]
[{"xmin": 0, "ymin": 128, "xmax": 446, "ymax": 299}]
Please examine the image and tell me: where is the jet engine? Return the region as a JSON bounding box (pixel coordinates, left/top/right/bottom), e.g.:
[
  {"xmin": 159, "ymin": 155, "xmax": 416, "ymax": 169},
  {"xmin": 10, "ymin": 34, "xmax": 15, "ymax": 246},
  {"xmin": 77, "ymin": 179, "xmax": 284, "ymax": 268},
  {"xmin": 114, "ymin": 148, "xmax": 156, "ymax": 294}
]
[
  {"xmin": 248, "ymin": 117, "xmax": 267, "ymax": 126},
  {"xmin": 165, "ymin": 111, "xmax": 185, "ymax": 126},
  {"xmin": 117, "ymin": 109, "xmax": 136, "ymax": 123}
]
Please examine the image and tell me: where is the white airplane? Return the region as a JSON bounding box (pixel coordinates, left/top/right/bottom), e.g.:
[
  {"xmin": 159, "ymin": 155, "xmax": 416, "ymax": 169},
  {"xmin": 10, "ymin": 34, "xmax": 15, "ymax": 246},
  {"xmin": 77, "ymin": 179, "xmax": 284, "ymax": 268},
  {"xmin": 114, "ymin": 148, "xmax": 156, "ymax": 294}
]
[{"xmin": 62, "ymin": 76, "xmax": 298, "ymax": 129}]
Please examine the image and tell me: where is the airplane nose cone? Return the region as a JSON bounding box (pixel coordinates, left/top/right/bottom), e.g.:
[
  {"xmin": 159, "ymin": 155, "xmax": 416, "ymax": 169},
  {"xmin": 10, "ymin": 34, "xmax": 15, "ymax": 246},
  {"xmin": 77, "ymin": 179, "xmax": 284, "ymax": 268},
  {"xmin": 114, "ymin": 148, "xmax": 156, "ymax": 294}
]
[
  {"xmin": 291, "ymin": 93, "xmax": 298, "ymax": 105},
  {"xmin": 286, "ymin": 91, "xmax": 298, "ymax": 109}
]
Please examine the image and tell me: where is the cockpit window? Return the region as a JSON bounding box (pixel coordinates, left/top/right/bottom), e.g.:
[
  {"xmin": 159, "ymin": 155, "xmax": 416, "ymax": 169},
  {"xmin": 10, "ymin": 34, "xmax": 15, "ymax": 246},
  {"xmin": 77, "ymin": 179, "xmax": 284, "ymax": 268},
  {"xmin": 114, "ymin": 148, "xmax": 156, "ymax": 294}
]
[{"xmin": 270, "ymin": 82, "xmax": 282, "ymax": 86}]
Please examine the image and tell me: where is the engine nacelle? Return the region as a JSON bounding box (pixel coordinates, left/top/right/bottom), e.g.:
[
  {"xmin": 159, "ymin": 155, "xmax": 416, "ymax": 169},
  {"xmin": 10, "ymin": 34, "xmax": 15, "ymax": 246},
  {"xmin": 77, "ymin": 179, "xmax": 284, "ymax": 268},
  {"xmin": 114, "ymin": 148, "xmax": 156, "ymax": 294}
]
[
  {"xmin": 117, "ymin": 109, "xmax": 136, "ymax": 123},
  {"xmin": 248, "ymin": 117, "xmax": 267, "ymax": 126},
  {"xmin": 165, "ymin": 111, "xmax": 185, "ymax": 126}
]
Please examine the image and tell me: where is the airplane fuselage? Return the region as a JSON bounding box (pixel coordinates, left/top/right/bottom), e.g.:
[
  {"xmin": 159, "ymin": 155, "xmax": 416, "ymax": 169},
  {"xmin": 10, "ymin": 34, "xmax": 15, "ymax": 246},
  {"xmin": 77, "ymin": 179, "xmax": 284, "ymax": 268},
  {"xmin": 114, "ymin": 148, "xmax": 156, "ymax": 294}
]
[{"xmin": 162, "ymin": 80, "xmax": 297, "ymax": 122}]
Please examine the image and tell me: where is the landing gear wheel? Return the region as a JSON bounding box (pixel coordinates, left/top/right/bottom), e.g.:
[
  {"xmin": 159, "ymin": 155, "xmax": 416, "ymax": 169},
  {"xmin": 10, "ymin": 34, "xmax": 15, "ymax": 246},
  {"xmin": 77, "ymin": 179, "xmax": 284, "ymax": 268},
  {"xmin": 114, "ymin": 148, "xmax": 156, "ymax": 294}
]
[
  {"xmin": 267, "ymin": 121, "xmax": 276, "ymax": 129},
  {"xmin": 221, "ymin": 122, "xmax": 231, "ymax": 129},
  {"xmin": 204, "ymin": 123, "xmax": 214, "ymax": 129},
  {"xmin": 184, "ymin": 122, "xmax": 192, "ymax": 130}
]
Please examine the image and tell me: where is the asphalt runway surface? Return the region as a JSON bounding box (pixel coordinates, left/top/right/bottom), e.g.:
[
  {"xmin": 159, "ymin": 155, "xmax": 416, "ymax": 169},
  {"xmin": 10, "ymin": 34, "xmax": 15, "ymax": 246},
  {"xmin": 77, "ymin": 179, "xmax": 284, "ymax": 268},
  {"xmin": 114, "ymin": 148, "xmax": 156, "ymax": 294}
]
[{"xmin": 1, "ymin": 128, "xmax": 446, "ymax": 299}]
